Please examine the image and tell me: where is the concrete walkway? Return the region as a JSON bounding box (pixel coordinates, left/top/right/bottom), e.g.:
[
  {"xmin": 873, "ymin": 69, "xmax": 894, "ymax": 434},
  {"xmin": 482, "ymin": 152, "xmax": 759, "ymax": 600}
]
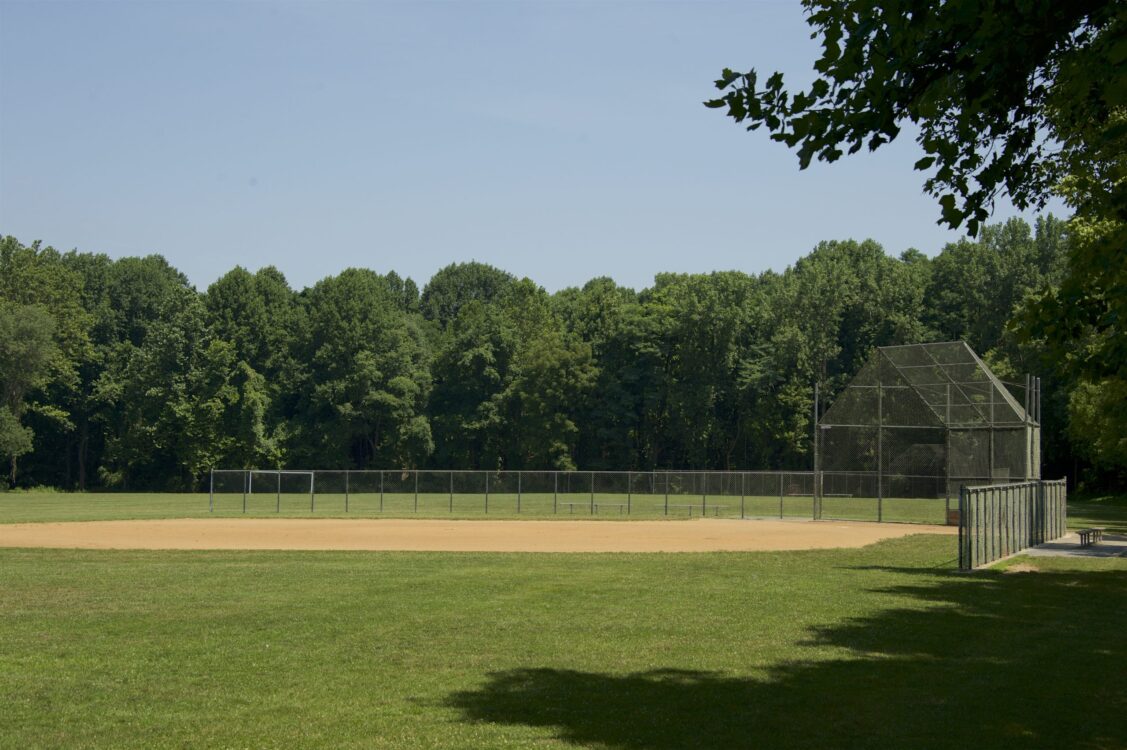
[{"xmin": 1023, "ymin": 531, "xmax": 1127, "ymax": 559}]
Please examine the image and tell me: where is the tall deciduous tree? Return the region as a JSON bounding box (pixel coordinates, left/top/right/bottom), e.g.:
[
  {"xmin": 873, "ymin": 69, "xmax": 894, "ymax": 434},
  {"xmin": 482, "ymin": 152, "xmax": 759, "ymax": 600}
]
[
  {"xmin": 420, "ymin": 262, "xmax": 515, "ymax": 330},
  {"xmin": 293, "ymin": 269, "xmax": 432, "ymax": 469},
  {"xmin": 0, "ymin": 237, "xmax": 91, "ymax": 485},
  {"xmin": 0, "ymin": 304, "xmax": 58, "ymax": 484}
]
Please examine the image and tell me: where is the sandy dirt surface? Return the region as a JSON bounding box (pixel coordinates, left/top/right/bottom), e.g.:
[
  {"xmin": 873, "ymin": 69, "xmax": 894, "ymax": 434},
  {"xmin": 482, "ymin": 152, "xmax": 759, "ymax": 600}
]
[{"xmin": 0, "ymin": 518, "xmax": 954, "ymax": 553}]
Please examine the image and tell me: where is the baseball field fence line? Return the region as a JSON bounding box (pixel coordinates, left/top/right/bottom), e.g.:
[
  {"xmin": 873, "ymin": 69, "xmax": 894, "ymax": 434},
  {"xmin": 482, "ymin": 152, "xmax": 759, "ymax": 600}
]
[
  {"xmin": 207, "ymin": 469, "xmax": 980, "ymax": 524},
  {"xmin": 957, "ymin": 479, "xmax": 1067, "ymax": 570}
]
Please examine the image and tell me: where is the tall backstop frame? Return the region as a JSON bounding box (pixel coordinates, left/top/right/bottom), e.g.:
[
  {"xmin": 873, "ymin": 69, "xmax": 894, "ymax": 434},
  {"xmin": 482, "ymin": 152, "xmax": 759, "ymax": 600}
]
[{"xmin": 814, "ymin": 341, "xmax": 1042, "ymax": 521}]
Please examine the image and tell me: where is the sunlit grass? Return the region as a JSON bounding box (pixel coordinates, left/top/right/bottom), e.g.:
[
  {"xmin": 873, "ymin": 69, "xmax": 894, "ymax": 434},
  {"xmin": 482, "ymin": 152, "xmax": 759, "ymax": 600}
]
[{"xmin": 2, "ymin": 533, "xmax": 1124, "ymax": 749}]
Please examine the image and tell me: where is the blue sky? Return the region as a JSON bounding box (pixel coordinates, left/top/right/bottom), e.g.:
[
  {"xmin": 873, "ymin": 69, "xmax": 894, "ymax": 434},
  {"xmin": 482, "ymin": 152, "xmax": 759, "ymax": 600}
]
[{"xmin": 0, "ymin": 0, "xmax": 1066, "ymax": 293}]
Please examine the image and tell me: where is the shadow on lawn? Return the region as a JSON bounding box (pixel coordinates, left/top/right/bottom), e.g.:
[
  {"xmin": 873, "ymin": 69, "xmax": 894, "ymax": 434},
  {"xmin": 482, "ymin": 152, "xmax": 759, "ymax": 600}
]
[{"xmin": 446, "ymin": 567, "xmax": 1127, "ymax": 749}]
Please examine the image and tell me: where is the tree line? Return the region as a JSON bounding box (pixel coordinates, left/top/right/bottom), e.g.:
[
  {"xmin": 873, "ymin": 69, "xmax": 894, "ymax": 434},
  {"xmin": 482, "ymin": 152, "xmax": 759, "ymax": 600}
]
[{"xmin": 1, "ymin": 215, "xmax": 1116, "ymax": 491}]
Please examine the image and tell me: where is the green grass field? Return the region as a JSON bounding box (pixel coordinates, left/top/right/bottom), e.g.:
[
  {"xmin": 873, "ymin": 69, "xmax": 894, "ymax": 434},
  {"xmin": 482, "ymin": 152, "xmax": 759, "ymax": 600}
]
[
  {"xmin": 2, "ymin": 532, "xmax": 1124, "ymax": 749},
  {"xmin": 0, "ymin": 490, "xmax": 952, "ymax": 525},
  {"xmin": 2, "ymin": 494, "xmax": 1124, "ymax": 747}
]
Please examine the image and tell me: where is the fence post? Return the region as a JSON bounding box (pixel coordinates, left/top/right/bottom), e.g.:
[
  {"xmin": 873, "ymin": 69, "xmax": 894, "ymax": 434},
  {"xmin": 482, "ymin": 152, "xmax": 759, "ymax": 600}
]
[
  {"xmin": 209, "ymin": 469, "xmax": 214, "ymax": 513},
  {"xmin": 702, "ymin": 473, "xmax": 707, "ymax": 516},
  {"xmin": 310, "ymin": 471, "xmax": 315, "ymax": 513},
  {"xmin": 554, "ymin": 471, "xmax": 558, "ymax": 514},
  {"xmin": 590, "ymin": 471, "xmax": 595, "ymax": 515},
  {"xmin": 485, "ymin": 472, "xmax": 489, "ymax": 514},
  {"xmin": 740, "ymin": 472, "xmax": 745, "ymax": 519},
  {"xmin": 1038, "ymin": 480, "xmax": 1047, "ymax": 543},
  {"xmin": 877, "ymin": 378, "xmax": 883, "ymax": 523},
  {"xmin": 243, "ymin": 470, "xmax": 248, "ymax": 514},
  {"xmin": 628, "ymin": 470, "xmax": 632, "ymax": 515},
  {"xmin": 958, "ymin": 486, "xmax": 966, "ymax": 570},
  {"xmin": 1056, "ymin": 481, "xmax": 1061, "ymax": 538},
  {"xmin": 414, "ymin": 470, "xmax": 419, "ymax": 513},
  {"xmin": 517, "ymin": 471, "xmax": 522, "ymax": 514},
  {"xmin": 664, "ymin": 472, "xmax": 669, "ymax": 516},
  {"xmin": 345, "ymin": 470, "xmax": 350, "ymax": 513},
  {"xmin": 449, "ymin": 471, "xmax": 454, "ymax": 514},
  {"xmin": 779, "ymin": 473, "xmax": 784, "ymax": 518},
  {"xmin": 379, "ymin": 470, "xmax": 384, "ymax": 513}
]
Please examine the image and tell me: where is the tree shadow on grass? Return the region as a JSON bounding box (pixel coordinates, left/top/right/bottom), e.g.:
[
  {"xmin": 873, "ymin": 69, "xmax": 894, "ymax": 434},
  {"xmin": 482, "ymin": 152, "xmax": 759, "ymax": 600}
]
[{"xmin": 446, "ymin": 568, "xmax": 1127, "ymax": 749}]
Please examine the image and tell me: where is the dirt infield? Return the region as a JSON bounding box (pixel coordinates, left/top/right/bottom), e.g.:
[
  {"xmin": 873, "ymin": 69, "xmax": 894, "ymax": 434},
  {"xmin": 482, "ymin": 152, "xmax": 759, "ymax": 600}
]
[{"xmin": 0, "ymin": 517, "xmax": 954, "ymax": 552}]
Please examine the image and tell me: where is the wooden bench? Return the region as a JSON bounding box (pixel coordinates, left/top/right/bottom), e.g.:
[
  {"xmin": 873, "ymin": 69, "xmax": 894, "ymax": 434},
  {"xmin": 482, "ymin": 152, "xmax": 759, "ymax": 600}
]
[
  {"xmin": 593, "ymin": 503, "xmax": 627, "ymax": 514},
  {"xmin": 1078, "ymin": 527, "xmax": 1105, "ymax": 547}
]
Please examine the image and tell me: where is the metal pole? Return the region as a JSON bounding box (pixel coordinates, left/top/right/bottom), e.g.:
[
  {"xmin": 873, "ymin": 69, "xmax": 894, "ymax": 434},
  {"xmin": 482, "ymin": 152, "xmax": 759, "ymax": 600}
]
[
  {"xmin": 877, "ymin": 378, "xmax": 883, "ymax": 522},
  {"xmin": 590, "ymin": 471, "xmax": 594, "ymax": 514},
  {"xmin": 945, "ymin": 384, "xmax": 951, "ymax": 522},
  {"xmin": 702, "ymin": 472, "xmax": 706, "ymax": 516},
  {"xmin": 665, "ymin": 472, "xmax": 669, "ymax": 515},
  {"xmin": 989, "ymin": 381, "xmax": 995, "ymax": 482},
  {"xmin": 628, "ymin": 470, "xmax": 632, "ymax": 514},
  {"xmin": 779, "ymin": 472, "xmax": 784, "ymax": 519},
  {"xmin": 379, "ymin": 470, "xmax": 384, "ymax": 513},
  {"xmin": 958, "ymin": 486, "xmax": 966, "ymax": 569},
  {"xmin": 740, "ymin": 472, "xmax": 745, "ymax": 519},
  {"xmin": 310, "ymin": 471, "xmax": 315, "ymax": 513},
  {"xmin": 517, "ymin": 471, "xmax": 522, "ymax": 514},
  {"xmin": 1036, "ymin": 376, "xmax": 1042, "ymax": 423},
  {"xmin": 243, "ymin": 470, "xmax": 247, "ymax": 514},
  {"xmin": 813, "ymin": 381, "xmax": 820, "ymax": 520},
  {"xmin": 449, "ymin": 471, "xmax": 453, "ymax": 514},
  {"xmin": 345, "ymin": 470, "xmax": 350, "ymax": 513},
  {"xmin": 414, "ymin": 470, "xmax": 418, "ymax": 513},
  {"xmin": 554, "ymin": 471, "xmax": 558, "ymax": 514},
  {"xmin": 209, "ymin": 469, "xmax": 214, "ymax": 513},
  {"xmin": 485, "ymin": 471, "xmax": 489, "ymax": 514},
  {"xmin": 277, "ymin": 471, "xmax": 281, "ymax": 513}
]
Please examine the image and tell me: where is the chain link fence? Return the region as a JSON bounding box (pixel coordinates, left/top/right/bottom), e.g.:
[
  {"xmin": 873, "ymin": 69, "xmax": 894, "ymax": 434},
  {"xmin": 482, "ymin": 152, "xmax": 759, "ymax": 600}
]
[{"xmin": 209, "ymin": 468, "xmax": 958, "ymax": 524}]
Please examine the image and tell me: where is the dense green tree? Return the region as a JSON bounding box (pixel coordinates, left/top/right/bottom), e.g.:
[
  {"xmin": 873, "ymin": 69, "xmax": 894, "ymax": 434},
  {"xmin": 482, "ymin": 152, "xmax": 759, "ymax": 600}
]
[
  {"xmin": 420, "ymin": 262, "xmax": 515, "ymax": 330},
  {"xmin": 430, "ymin": 279, "xmax": 594, "ymax": 469},
  {"xmin": 553, "ymin": 278, "xmax": 652, "ymax": 469},
  {"xmin": 292, "ymin": 269, "xmax": 432, "ymax": 469},
  {"xmin": 0, "ymin": 238, "xmax": 91, "ymax": 485},
  {"xmin": 96, "ymin": 288, "xmax": 232, "ymax": 489},
  {"xmin": 0, "ymin": 304, "xmax": 59, "ymax": 484},
  {"xmin": 2, "ymin": 211, "xmax": 1108, "ymax": 490},
  {"xmin": 637, "ymin": 272, "xmax": 771, "ymax": 468},
  {"xmin": 205, "ymin": 265, "xmax": 303, "ymax": 467},
  {"xmin": 0, "ymin": 407, "xmax": 33, "ymax": 480},
  {"xmin": 926, "ymin": 216, "xmax": 1068, "ymax": 354},
  {"xmin": 494, "ymin": 281, "xmax": 596, "ymax": 470}
]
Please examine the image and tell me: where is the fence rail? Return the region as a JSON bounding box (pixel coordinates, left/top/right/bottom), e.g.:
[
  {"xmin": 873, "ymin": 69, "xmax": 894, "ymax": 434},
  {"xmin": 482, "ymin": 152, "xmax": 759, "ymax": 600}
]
[
  {"xmin": 208, "ymin": 469, "xmax": 974, "ymax": 524},
  {"xmin": 958, "ymin": 479, "xmax": 1067, "ymax": 570}
]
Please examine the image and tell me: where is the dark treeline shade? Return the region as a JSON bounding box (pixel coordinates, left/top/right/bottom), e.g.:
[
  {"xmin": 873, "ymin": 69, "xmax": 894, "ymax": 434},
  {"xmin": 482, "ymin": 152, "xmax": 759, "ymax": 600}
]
[{"xmin": 0, "ymin": 216, "xmax": 1099, "ymax": 491}]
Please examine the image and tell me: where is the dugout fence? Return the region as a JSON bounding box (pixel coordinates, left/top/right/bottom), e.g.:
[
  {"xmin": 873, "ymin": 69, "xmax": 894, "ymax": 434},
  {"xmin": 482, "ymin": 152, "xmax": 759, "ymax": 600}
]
[
  {"xmin": 209, "ymin": 468, "xmax": 953, "ymax": 524},
  {"xmin": 958, "ymin": 479, "xmax": 1067, "ymax": 569}
]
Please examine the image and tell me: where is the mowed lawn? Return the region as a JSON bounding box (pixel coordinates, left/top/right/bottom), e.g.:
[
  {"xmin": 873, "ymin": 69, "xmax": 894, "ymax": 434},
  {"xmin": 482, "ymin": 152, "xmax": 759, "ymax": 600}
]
[
  {"xmin": 2, "ymin": 534, "xmax": 1125, "ymax": 749},
  {"xmin": 0, "ymin": 491, "xmax": 951, "ymax": 524}
]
